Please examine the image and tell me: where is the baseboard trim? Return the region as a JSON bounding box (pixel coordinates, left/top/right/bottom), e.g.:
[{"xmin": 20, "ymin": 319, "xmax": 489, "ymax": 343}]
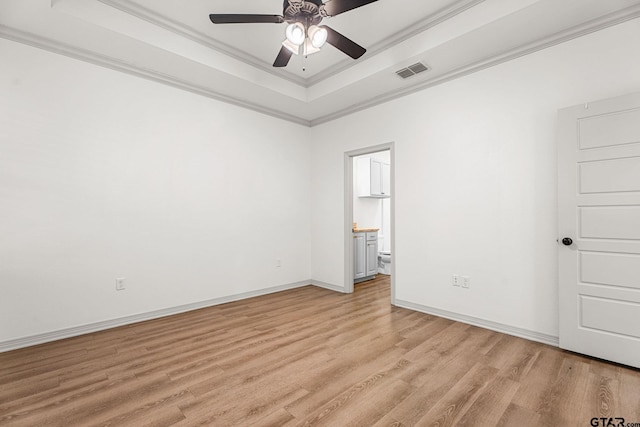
[
  {"xmin": 394, "ymin": 299, "xmax": 559, "ymax": 347},
  {"xmin": 310, "ymin": 279, "xmax": 347, "ymax": 293},
  {"xmin": 2, "ymin": 283, "xmax": 556, "ymax": 352},
  {"xmin": 0, "ymin": 280, "xmax": 312, "ymax": 353}
]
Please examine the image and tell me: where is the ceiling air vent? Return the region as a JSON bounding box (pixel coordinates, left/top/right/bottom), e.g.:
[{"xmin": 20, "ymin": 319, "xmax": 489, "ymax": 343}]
[{"xmin": 396, "ymin": 62, "xmax": 430, "ymax": 79}]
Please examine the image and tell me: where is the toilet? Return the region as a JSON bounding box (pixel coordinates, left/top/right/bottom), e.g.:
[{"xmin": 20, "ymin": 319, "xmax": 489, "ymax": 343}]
[{"xmin": 378, "ymin": 251, "xmax": 391, "ymax": 275}]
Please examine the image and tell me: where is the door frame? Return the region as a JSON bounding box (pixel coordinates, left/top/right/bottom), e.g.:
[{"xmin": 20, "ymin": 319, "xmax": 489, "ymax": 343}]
[{"xmin": 344, "ymin": 142, "xmax": 396, "ymax": 305}]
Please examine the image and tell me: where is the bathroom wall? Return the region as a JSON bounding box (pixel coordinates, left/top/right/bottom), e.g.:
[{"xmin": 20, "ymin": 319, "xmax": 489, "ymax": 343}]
[
  {"xmin": 352, "ymin": 150, "xmax": 391, "ymax": 251},
  {"xmin": 381, "ymin": 198, "xmax": 391, "ymax": 253}
]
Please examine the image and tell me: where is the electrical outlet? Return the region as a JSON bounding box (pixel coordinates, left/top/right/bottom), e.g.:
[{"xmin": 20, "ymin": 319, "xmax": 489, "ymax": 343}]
[
  {"xmin": 115, "ymin": 278, "xmax": 126, "ymax": 291},
  {"xmin": 452, "ymin": 274, "xmax": 460, "ymax": 287},
  {"xmin": 462, "ymin": 276, "xmax": 470, "ymax": 289}
]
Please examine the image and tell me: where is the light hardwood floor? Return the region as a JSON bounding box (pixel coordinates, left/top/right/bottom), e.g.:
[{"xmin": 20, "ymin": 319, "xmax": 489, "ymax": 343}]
[{"xmin": 1, "ymin": 276, "xmax": 639, "ymax": 426}]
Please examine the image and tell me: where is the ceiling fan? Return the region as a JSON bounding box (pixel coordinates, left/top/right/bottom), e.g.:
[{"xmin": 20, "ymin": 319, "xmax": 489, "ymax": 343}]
[{"xmin": 209, "ymin": 0, "xmax": 379, "ymax": 68}]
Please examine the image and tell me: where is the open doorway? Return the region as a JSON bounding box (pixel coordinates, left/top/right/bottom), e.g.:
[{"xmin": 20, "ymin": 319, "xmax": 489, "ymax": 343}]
[{"xmin": 344, "ymin": 143, "xmax": 395, "ymax": 304}]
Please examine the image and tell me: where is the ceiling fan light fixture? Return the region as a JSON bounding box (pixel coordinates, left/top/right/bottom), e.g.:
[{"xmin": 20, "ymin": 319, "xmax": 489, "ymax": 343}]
[
  {"xmin": 303, "ymin": 38, "xmax": 321, "ymax": 56},
  {"xmin": 282, "ymin": 39, "xmax": 301, "ymax": 55},
  {"xmin": 285, "ymin": 22, "xmax": 305, "ymax": 46},
  {"xmin": 308, "ymin": 25, "xmax": 328, "ymax": 48},
  {"xmin": 209, "ymin": 0, "xmax": 378, "ymax": 68}
]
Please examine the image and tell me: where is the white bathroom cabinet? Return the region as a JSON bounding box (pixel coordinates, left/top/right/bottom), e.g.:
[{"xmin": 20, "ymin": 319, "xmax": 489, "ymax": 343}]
[
  {"xmin": 354, "ymin": 233, "xmax": 366, "ymax": 280},
  {"xmin": 354, "ymin": 231, "xmax": 378, "ymax": 282},
  {"xmin": 357, "ymin": 157, "xmax": 390, "ymax": 198}
]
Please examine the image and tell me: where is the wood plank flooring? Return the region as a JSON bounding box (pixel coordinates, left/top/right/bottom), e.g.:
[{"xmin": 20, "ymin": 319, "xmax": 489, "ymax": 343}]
[{"xmin": 1, "ymin": 275, "xmax": 640, "ymax": 426}]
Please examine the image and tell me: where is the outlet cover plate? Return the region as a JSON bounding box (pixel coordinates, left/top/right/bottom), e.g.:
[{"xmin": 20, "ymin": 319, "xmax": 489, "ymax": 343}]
[{"xmin": 462, "ymin": 276, "xmax": 470, "ymax": 288}]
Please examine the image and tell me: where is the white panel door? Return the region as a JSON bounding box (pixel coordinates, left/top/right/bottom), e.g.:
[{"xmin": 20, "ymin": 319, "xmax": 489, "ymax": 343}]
[{"xmin": 558, "ymin": 92, "xmax": 640, "ymax": 369}]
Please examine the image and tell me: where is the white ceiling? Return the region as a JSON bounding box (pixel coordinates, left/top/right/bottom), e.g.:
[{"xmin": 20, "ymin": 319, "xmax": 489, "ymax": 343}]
[{"xmin": 2, "ymin": 0, "xmax": 640, "ymax": 125}]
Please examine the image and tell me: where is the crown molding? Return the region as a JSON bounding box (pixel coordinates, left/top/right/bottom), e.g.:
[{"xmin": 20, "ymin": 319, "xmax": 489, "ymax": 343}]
[
  {"xmin": 305, "ymin": 0, "xmax": 487, "ymax": 86},
  {"xmin": 97, "ymin": 0, "xmax": 308, "ymax": 86},
  {"xmin": 0, "ymin": 25, "xmax": 311, "ymax": 127},
  {"xmin": 309, "ymin": 4, "xmax": 640, "ymax": 126},
  {"xmin": 3, "ymin": 4, "xmax": 639, "ymax": 127},
  {"xmin": 99, "ymin": 0, "xmax": 487, "ymax": 88}
]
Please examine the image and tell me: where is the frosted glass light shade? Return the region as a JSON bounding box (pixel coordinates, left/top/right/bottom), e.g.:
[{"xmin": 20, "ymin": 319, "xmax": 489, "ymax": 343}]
[
  {"xmin": 282, "ymin": 39, "xmax": 300, "ymax": 55},
  {"xmin": 308, "ymin": 25, "xmax": 328, "ymax": 48},
  {"xmin": 303, "ymin": 39, "xmax": 321, "ymax": 56},
  {"xmin": 285, "ymin": 23, "xmax": 305, "ymax": 46}
]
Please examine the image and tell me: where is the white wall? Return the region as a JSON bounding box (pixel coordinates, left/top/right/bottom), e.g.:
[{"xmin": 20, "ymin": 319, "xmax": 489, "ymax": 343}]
[
  {"xmin": 310, "ymin": 20, "xmax": 640, "ymax": 338},
  {"xmin": 3, "ymin": 19, "xmax": 640, "ymax": 349},
  {"xmin": 0, "ymin": 39, "xmax": 311, "ymax": 344}
]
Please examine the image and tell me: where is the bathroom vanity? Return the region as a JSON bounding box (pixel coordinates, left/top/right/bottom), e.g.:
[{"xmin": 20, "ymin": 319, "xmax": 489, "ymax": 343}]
[{"xmin": 353, "ymin": 229, "xmax": 378, "ymax": 282}]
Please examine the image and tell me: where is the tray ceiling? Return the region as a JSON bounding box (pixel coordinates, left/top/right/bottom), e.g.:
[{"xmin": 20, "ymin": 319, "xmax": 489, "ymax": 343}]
[{"xmin": 2, "ymin": 0, "xmax": 640, "ymax": 125}]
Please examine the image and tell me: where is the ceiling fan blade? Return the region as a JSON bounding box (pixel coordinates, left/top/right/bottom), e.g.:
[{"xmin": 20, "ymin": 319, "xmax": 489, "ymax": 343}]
[
  {"xmin": 323, "ymin": 26, "xmax": 366, "ymax": 60},
  {"xmin": 321, "ymin": 0, "xmax": 378, "ymax": 17},
  {"xmin": 209, "ymin": 14, "xmax": 285, "ymax": 24},
  {"xmin": 273, "ymin": 46, "xmax": 294, "ymax": 67}
]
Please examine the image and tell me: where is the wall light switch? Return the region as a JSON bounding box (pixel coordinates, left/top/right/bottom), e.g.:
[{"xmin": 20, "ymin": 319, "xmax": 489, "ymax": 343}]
[{"xmin": 116, "ymin": 278, "xmax": 126, "ymax": 291}]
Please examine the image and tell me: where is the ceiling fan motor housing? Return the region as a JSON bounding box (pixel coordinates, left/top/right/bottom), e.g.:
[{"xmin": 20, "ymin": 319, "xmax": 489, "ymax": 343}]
[{"xmin": 284, "ymin": 0, "xmax": 324, "ymax": 26}]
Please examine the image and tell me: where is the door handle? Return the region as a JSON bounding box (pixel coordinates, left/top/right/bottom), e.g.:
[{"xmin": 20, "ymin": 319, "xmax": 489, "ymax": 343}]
[{"xmin": 561, "ymin": 237, "xmax": 573, "ymax": 246}]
